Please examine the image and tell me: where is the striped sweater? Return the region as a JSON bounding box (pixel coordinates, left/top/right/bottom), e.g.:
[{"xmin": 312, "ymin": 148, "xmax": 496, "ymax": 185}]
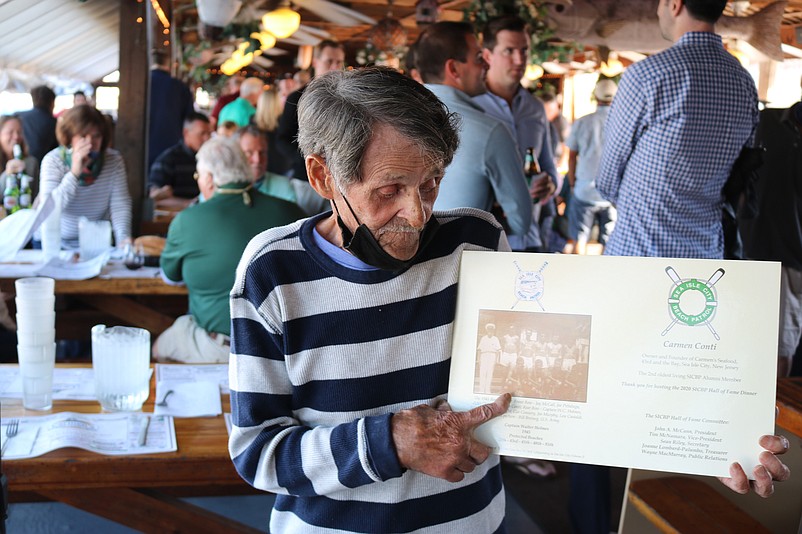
[
  {"xmin": 39, "ymin": 147, "xmax": 132, "ymax": 247},
  {"xmin": 229, "ymin": 208, "xmax": 510, "ymax": 533}
]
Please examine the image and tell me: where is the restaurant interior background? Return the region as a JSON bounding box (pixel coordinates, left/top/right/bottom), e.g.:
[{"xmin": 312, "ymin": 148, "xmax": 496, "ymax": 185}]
[
  {"xmin": 1, "ymin": 0, "xmax": 802, "ymax": 119},
  {"xmin": 2, "ymin": 1, "xmax": 802, "ymax": 533}
]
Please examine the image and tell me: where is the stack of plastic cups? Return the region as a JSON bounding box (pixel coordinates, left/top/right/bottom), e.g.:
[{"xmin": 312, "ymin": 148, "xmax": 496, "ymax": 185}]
[{"xmin": 15, "ymin": 277, "xmax": 56, "ymax": 410}]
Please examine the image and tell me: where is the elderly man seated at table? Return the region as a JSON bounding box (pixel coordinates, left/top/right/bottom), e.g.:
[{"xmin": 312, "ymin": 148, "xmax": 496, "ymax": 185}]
[
  {"xmin": 227, "ymin": 67, "xmax": 790, "ymax": 533},
  {"xmin": 153, "ymin": 137, "xmax": 304, "ymax": 364},
  {"xmin": 40, "ymin": 105, "xmax": 131, "ymax": 248},
  {"xmin": 238, "ymin": 124, "xmax": 328, "ymax": 216},
  {"xmin": 148, "ymin": 111, "xmax": 211, "ymax": 205}
]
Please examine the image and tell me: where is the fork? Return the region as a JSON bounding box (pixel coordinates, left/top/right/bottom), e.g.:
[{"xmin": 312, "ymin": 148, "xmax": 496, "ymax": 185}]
[
  {"xmin": 156, "ymin": 390, "xmax": 174, "ymax": 407},
  {"xmin": 1, "ymin": 418, "xmax": 19, "ymax": 455}
]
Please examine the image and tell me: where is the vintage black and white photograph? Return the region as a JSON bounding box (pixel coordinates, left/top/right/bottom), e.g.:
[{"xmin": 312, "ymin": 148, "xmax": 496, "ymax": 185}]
[{"xmin": 474, "ymin": 309, "xmax": 591, "ymax": 402}]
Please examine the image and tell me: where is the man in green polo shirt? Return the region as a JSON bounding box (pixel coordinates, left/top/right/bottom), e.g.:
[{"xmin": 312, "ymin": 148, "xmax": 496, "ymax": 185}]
[
  {"xmin": 153, "ymin": 137, "xmax": 305, "ymax": 363},
  {"xmin": 217, "ymin": 77, "xmax": 264, "ymax": 128}
]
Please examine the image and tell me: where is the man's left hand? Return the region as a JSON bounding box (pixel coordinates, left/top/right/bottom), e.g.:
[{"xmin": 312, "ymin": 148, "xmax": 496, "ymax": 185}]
[{"xmin": 718, "ymin": 434, "xmax": 791, "ymax": 497}]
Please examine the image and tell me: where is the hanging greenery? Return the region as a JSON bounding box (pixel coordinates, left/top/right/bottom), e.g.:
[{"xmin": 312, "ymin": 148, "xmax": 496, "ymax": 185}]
[{"xmin": 463, "ymin": 0, "xmax": 575, "ymax": 65}]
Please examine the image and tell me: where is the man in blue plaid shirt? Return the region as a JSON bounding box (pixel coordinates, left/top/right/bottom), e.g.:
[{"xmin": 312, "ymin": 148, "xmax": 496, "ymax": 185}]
[{"xmin": 597, "ymin": 0, "xmax": 758, "ymax": 259}]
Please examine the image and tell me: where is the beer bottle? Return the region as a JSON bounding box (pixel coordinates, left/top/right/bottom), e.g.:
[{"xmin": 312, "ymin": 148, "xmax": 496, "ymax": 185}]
[
  {"xmin": 19, "ymin": 175, "xmax": 32, "ymax": 209},
  {"xmin": 524, "ymin": 146, "xmax": 541, "ymax": 184},
  {"xmin": 3, "ymin": 175, "xmax": 19, "ymax": 214},
  {"xmin": 524, "ymin": 147, "xmax": 542, "ymax": 203}
]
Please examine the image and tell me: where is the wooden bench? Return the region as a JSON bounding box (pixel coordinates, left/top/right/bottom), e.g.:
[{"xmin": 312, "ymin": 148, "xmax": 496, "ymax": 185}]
[{"xmin": 628, "ymin": 476, "xmax": 770, "ymax": 533}]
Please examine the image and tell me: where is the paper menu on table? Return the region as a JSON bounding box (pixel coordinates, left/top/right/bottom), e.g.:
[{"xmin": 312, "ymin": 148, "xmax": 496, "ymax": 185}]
[
  {"xmin": 0, "ymin": 412, "xmax": 177, "ymax": 460},
  {"xmin": 1, "ymin": 367, "xmax": 96, "ymax": 400},
  {"xmin": 447, "ymin": 252, "xmax": 780, "ymax": 479},
  {"xmin": 155, "ymin": 363, "xmax": 230, "ymax": 394},
  {"xmin": 35, "ymin": 253, "xmax": 108, "ymax": 280},
  {"xmin": 0, "ymin": 367, "xmax": 151, "ymax": 401},
  {"xmin": 153, "ymin": 380, "xmax": 222, "ymax": 418}
]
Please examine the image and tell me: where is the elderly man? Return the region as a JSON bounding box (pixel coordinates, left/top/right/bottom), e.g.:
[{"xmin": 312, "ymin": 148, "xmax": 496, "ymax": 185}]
[
  {"xmin": 148, "ymin": 111, "xmax": 211, "ymax": 202},
  {"xmin": 217, "ymin": 77, "xmax": 264, "ymax": 128},
  {"xmin": 276, "ymin": 39, "xmax": 345, "ymax": 181},
  {"xmin": 238, "ymin": 125, "xmax": 328, "ymax": 216},
  {"xmin": 228, "ymin": 67, "xmax": 788, "ymax": 534},
  {"xmin": 153, "ymin": 137, "xmax": 304, "ymax": 364},
  {"xmin": 415, "ymin": 21, "xmax": 534, "ymax": 239}
]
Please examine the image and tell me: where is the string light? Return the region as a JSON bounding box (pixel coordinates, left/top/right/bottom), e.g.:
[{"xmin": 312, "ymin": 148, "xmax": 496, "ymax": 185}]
[
  {"xmin": 136, "ymin": 16, "xmax": 143, "ymax": 23},
  {"xmin": 251, "ymin": 31, "xmax": 277, "ymax": 51},
  {"xmin": 525, "ymin": 64, "xmax": 544, "ymax": 80},
  {"xmin": 262, "ymin": 1, "xmax": 301, "ymax": 39},
  {"xmin": 150, "ymin": 0, "xmax": 170, "ymax": 29}
]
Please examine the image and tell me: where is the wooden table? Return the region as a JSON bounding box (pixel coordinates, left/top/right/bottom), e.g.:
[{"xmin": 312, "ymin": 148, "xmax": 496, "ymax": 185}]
[
  {"xmin": 2, "ymin": 364, "xmax": 262, "ymax": 533},
  {"xmin": 777, "ymin": 377, "xmax": 802, "ymax": 439},
  {"xmin": 0, "ymin": 274, "xmax": 187, "ymax": 337}
]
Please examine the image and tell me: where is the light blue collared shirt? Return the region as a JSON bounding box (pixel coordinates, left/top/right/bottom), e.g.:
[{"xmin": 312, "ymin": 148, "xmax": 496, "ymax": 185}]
[{"xmin": 427, "ymin": 84, "xmax": 532, "ymax": 237}]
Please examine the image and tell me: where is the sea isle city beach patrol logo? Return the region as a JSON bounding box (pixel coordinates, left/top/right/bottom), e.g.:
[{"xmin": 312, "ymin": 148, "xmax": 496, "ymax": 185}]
[
  {"xmin": 661, "ymin": 266, "xmax": 725, "ymax": 340},
  {"xmin": 511, "ymin": 260, "xmax": 548, "ymax": 310}
]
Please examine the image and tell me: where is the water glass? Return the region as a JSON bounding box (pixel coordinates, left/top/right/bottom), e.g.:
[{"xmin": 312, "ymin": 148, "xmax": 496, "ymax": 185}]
[
  {"xmin": 16, "ymin": 312, "xmax": 56, "ymax": 333},
  {"xmin": 18, "ymin": 342, "xmax": 56, "ymax": 410},
  {"xmin": 16, "ymin": 328, "xmax": 56, "ymax": 346},
  {"xmin": 91, "ymin": 325, "xmax": 151, "ymax": 411},
  {"xmin": 15, "ymin": 277, "xmax": 55, "ymax": 298},
  {"xmin": 15, "ymin": 295, "xmax": 56, "ymax": 315},
  {"xmin": 78, "ymin": 218, "xmax": 112, "ymax": 260}
]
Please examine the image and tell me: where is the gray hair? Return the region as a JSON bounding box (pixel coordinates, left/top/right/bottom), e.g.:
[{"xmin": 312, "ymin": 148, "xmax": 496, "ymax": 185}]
[
  {"xmin": 239, "ymin": 77, "xmax": 264, "ymax": 98},
  {"xmin": 296, "ymin": 67, "xmax": 460, "ymax": 188},
  {"xmin": 196, "ymin": 137, "xmax": 251, "ymax": 186}
]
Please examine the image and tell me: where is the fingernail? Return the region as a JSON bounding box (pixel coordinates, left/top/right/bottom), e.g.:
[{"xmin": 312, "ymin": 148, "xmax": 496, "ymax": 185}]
[{"xmin": 782, "ymin": 436, "xmax": 790, "ymax": 450}]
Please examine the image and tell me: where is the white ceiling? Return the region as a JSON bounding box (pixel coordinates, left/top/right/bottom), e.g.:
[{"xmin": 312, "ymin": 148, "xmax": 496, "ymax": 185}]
[{"xmin": 0, "ymin": 0, "xmax": 120, "ymax": 90}]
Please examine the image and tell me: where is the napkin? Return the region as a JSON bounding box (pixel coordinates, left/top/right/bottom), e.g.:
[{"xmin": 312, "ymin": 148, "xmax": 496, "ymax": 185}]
[
  {"xmin": 1, "ymin": 420, "xmax": 40, "ymax": 459},
  {"xmin": 153, "ymin": 380, "xmax": 222, "ymax": 418}
]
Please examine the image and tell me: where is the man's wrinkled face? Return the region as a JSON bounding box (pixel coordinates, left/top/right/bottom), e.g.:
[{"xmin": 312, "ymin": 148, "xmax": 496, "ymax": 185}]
[
  {"xmin": 483, "ymin": 30, "xmax": 530, "ymax": 88},
  {"xmin": 184, "ymin": 120, "xmax": 211, "ymax": 153},
  {"xmin": 332, "ymin": 124, "xmax": 443, "ymax": 260},
  {"xmin": 314, "ymin": 46, "xmax": 345, "ymax": 76},
  {"xmin": 239, "ymin": 133, "xmax": 268, "ymax": 181}
]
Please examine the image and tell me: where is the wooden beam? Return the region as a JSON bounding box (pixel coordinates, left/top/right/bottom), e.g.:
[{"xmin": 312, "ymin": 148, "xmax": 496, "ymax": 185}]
[{"xmin": 117, "ymin": 0, "xmax": 150, "ymax": 239}]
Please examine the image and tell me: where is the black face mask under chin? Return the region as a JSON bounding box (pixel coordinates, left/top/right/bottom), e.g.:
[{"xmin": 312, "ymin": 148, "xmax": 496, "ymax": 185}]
[{"xmin": 333, "ymin": 196, "xmax": 439, "ymax": 272}]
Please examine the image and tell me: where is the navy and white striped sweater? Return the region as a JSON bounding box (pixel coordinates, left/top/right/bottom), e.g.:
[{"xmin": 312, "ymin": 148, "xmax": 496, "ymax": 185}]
[{"xmin": 229, "ymin": 208, "xmax": 510, "ymax": 533}]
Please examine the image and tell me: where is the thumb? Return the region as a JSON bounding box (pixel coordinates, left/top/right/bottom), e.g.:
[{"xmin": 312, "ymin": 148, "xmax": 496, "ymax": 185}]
[{"xmin": 460, "ymin": 393, "xmax": 511, "ymax": 429}]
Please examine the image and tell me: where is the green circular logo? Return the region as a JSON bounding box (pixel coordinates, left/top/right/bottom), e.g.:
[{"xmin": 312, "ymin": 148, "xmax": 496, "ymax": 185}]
[{"xmin": 668, "ymin": 279, "xmax": 717, "ymax": 326}]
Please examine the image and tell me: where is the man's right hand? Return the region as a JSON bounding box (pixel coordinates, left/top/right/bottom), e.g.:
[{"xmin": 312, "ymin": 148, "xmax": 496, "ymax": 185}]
[
  {"xmin": 530, "ymin": 173, "xmax": 556, "ymax": 204},
  {"xmin": 391, "ymin": 393, "xmax": 511, "ymax": 482}
]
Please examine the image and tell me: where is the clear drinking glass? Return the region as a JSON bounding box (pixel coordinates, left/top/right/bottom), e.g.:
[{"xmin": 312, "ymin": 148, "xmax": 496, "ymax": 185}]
[
  {"xmin": 91, "ymin": 325, "xmax": 151, "ymax": 411},
  {"xmin": 123, "ymin": 243, "xmax": 145, "ymax": 270},
  {"xmin": 18, "ymin": 342, "xmax": 56, "ymax": 410}
]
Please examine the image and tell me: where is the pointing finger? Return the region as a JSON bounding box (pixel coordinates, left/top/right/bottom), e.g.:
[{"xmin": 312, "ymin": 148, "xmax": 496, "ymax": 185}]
[{"xmin": 459, "ymin": 393, "xmax": 511, "ymax": 429}]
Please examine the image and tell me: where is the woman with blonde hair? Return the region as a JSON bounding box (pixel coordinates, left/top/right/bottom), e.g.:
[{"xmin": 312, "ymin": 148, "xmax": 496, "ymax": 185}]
[{"xmin": 252, "ymin": 87, "xmax": 290, "ymax": 175}]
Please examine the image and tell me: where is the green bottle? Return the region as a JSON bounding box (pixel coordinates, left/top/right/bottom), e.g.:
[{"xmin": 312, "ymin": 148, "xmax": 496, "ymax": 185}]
[
  {"xmin": 3, "ymin": 175, "xmax": 19, "ymax": 214},
  {"xmin": 19, "ymin": 175, "xmax": 32, "ymax": 209}
]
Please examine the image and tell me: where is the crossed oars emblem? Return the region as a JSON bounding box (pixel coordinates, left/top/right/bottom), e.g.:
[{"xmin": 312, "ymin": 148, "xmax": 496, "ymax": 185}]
[{"xmin": 661, "ymin": 267, "xmax": 725, "ymax": 340}]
